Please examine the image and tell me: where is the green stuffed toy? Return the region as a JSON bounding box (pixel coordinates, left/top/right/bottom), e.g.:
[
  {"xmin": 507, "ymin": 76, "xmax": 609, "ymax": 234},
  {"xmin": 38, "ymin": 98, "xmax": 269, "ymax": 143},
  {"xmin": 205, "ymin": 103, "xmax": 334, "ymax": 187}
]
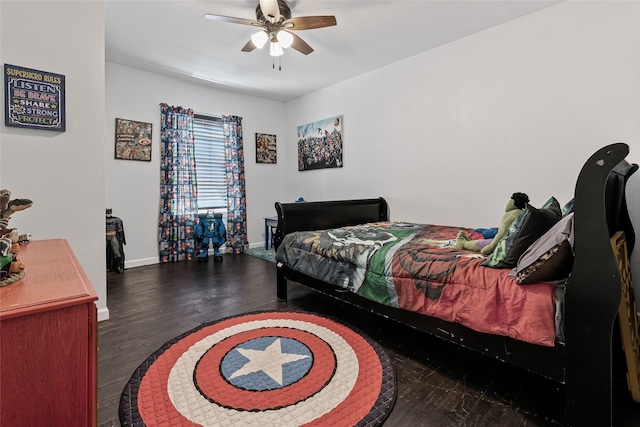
[
  {"xmin": 0, "ymin": 189, "xmax": 32, "ymax": 236},
  {"xmin": 455, "ymin": 192, "xmax": 529, "ymax": 255},
  {"xmin": 0, "ymin": 189, "xmax": 32, "ymax": 286}
]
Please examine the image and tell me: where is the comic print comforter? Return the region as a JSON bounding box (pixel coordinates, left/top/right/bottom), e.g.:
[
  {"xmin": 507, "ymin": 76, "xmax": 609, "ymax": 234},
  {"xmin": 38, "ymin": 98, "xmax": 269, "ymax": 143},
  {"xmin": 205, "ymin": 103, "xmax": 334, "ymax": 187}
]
[{"xmin": 276, "ymin": 221, "xmax": 557, "ymax": 346}]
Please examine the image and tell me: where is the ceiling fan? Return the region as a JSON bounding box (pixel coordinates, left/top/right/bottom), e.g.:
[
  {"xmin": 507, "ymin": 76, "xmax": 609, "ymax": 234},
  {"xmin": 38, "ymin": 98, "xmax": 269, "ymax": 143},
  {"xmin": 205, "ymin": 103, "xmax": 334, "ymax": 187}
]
[{"xmin": 205, "ymin": 0, "xmax": 337, "ymax": 59}]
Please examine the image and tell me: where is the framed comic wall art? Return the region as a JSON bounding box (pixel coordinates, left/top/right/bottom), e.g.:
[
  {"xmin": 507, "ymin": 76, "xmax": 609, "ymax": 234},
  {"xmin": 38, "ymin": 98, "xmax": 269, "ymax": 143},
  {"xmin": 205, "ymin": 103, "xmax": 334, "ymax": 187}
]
[
  {"xmin": 115, "ymin": 118, "xmax": 153, "ymax": 161},
  {"xmin": 256, "ymin": 133, "xmax": 277, "ymax": 164},
  {"xmin": 297, "ymin": 115, "xmax": 343, "ymax": 171}
]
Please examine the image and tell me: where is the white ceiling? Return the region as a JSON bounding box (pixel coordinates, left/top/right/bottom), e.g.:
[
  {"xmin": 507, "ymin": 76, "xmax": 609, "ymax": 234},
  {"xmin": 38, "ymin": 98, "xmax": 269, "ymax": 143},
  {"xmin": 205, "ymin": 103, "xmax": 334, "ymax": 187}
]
[{"xmin": 105, "ymin": 1, "xmax": 560, "ymax": 102}]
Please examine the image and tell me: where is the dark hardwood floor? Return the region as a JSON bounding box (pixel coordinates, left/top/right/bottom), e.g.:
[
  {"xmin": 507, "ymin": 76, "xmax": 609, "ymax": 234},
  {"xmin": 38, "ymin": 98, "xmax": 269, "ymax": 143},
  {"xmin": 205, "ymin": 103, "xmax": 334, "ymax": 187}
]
[{"xmin": 98, "ymin": 254, "xmax": 640, "ymax": 426}]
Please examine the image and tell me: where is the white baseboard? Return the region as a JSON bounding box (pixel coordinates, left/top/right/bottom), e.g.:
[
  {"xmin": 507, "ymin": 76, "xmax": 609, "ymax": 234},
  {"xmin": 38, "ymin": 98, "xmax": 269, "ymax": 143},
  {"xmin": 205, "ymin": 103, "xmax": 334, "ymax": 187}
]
[
  {"xmin": 123, "ymin": 243, "xmax": 269, "ymax": 268},
  {"xmin": 248, "ymin": 242, "xmax": 269, "ymax": 249},
  {"xmin": 125, "ymin": 257, "xmax": 158, "ymax": 269},
  {"xmin": 98, "ymin": 307, "xmax": 110, "ymax": 322}
]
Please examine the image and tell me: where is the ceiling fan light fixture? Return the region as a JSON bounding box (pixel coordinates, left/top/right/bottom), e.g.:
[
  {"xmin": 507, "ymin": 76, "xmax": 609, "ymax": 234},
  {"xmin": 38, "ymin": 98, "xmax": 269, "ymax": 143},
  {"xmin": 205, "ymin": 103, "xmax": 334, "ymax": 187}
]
[
  {"xmin": 205, "ymin": 0, "xmax": 337, "ymax": 64},
  {"xmin": 269, "ymin": 41, "xmax": 284, "ymax": 57},
  {"xmin": 277, "ymin": 30, "xmax": 293, "ymax": 49},
  {"xmin": 251, "ymin": 30, "xmax": 269, "ymax": 49}
]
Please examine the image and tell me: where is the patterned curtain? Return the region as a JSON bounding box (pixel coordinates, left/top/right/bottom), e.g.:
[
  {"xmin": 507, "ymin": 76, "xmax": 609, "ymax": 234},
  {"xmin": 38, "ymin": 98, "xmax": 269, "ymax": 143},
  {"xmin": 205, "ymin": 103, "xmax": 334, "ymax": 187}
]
[
  {"xmin": 158, "ymin": 104, "xmax": 197, "ymax": 262},
  {"xmin": 223, "ymin": 115, "xmax": 248, "ymax": 254}
]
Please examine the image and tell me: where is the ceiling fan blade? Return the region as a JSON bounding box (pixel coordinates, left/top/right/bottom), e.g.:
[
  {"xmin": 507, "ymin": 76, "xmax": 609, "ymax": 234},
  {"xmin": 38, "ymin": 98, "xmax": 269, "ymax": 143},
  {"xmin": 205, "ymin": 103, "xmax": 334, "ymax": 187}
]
[
  {"xmin": 283, "ymin": 16, "xmax": 337, "ymax": 30},
  {"xmin": 241, "ymin": 39, "xmax": 257, "ymax": 52},
  {"xmin": 204, "ymin": 14, "xmax": 261, "ymax": 27},
  {"xmin": 289, "ymin": 33, "xmax": 314, "ymax": 55},
  {"xmin": 259, "ymin": 0, "xmax": 280, "ymax": 21}
]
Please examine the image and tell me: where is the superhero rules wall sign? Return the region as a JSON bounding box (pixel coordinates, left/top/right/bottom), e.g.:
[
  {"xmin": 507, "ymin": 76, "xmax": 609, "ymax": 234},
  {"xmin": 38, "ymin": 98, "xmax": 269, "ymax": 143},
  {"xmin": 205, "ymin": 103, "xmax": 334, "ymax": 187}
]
[{"xmin": 4, "ymin": 64, "xmax": 65, "ymax": 132}]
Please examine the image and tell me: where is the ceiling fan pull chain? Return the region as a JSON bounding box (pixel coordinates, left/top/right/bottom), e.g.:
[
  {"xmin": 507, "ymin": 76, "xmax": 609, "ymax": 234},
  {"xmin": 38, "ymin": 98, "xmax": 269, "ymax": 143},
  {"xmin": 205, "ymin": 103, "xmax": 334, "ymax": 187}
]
[{"xmin": 272, "ymin": 55, "xmax": 282, "ymax": 71}]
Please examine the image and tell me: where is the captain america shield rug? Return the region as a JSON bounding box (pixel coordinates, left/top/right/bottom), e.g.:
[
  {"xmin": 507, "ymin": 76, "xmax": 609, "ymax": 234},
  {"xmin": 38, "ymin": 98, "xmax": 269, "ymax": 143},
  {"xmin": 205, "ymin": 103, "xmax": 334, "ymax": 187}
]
[{"xmin": 119, "ymin": 310, "xmax": 397, "ymax": 427}]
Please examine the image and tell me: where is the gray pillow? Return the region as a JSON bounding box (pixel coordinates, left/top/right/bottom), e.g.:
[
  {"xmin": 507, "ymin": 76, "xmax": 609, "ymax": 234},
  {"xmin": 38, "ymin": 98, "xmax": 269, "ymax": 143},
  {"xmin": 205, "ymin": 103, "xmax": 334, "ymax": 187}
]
[{"xmin": 513, "ymin": 213, "xmax": 574, "ymax": 284}]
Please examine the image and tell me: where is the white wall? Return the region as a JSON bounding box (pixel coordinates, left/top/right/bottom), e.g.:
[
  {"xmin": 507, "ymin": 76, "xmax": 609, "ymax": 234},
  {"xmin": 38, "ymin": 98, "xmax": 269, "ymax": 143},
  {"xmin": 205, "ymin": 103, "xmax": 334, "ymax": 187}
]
[
  {"xmin": 283, "ymin": 2, "xmax": 640, "ymax": 298},
  {"xmin": 284, "ymin": 1, "xmax": 639, "ymax": 224},
  {"xmin": 105, "ymin": 63, "xmax": 286, "ymax": 266},
  {"xmin": 0, "ymin": 1, "xmax": 107, "ymax": 318}
]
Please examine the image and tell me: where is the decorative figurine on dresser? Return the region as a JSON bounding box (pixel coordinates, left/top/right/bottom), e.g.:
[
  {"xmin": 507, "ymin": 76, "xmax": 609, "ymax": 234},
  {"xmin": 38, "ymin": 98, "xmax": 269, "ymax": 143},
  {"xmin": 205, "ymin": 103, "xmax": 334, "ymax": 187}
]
[
  {"xmin": 0, "ymin": 189, "xmax": 33, "ymax": 286},
  {"xmin": 195, "ymin": 210, "xmax": 226, "ymax": 262},
  {"xmin": 106, "ymin": 208, "xmax": 126, "ymax": 273}
]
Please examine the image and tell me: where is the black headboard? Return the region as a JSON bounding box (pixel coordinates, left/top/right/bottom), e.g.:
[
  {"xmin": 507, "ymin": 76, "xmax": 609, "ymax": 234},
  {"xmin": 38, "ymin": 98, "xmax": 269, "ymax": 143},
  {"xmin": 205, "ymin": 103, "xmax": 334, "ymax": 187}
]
[{"xmin": 274, "ymin": 197, "xmax": 388, "ymax": 250}]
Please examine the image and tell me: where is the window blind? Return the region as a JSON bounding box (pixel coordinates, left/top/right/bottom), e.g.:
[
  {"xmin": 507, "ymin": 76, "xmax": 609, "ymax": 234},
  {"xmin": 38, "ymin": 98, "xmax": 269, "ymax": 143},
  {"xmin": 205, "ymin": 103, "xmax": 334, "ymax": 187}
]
[{"xmin": 193, "ymin": 114, "xmax": 226, "ymax": 210}]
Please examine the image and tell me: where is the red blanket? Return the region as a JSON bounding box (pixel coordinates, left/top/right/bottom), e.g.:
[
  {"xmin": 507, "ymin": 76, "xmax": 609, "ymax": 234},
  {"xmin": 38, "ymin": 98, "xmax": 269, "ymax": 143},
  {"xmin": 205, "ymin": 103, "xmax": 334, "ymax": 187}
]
[
  {"xmin": 276, "ymin": 222, "xmax": 557, "ymax": 346},
  {"xmin": 387, "ymin": 225, "xmax": 556, "ymax": 346}
]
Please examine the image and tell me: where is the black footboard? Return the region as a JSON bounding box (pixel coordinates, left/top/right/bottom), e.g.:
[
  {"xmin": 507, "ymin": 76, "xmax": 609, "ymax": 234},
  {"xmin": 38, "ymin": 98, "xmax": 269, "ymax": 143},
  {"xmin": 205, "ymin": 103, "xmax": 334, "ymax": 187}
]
[{"xmin": 564, "ymin": 143, "xmax": 637, "ymax": 426}]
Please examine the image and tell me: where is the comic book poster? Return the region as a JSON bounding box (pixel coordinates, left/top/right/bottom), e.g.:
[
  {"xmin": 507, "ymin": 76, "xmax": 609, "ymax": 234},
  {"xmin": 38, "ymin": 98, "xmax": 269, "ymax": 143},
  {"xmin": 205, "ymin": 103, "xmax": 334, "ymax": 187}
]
[
  {"xmin": 115, "ymin": 118, "xmax": 153, "ymax": 161},
  {"xmin": 256, "ymin": 133, "xmax": 277, "ymax": 164},
  {"xmin": 297, "ymin": 115, "xmax": 343, "ymax": 171}
]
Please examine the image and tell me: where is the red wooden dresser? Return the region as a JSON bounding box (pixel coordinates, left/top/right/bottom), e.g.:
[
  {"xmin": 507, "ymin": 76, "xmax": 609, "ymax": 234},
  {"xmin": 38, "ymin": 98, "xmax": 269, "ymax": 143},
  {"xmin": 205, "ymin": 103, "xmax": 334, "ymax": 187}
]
[{"xmin": 0, "ymin": 239, "xmax": 98, "ymax": 427}]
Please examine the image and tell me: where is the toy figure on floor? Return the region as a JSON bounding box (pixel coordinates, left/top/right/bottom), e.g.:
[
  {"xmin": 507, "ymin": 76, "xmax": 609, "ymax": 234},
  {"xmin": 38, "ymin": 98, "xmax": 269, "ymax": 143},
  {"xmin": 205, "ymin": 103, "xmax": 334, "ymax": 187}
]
[
  {"xmin": 106, "ymin": 208, "xmax": 126, "ymax": 273},
  {"xmin": 195, "ymin": 210, "xmax": 226, "ymax": 262},
  {"xmin": 455, "ymin": 192, "xmax": 529, "ymax": 255}
]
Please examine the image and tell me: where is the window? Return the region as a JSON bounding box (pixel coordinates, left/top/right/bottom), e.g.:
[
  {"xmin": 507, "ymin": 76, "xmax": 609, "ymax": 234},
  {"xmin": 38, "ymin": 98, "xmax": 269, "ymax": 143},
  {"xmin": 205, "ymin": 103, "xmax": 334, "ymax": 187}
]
[{"xmin": 193, "ymin": 114, "xmax": 226, "ymax": 214}]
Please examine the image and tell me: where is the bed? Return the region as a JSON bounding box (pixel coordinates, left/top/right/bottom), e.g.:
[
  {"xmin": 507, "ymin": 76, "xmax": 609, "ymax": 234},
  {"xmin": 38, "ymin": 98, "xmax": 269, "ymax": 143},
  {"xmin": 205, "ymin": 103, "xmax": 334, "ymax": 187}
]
[{"xmin": 274, "ymin": 143, "xmax": 638, "ymax": 426}]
